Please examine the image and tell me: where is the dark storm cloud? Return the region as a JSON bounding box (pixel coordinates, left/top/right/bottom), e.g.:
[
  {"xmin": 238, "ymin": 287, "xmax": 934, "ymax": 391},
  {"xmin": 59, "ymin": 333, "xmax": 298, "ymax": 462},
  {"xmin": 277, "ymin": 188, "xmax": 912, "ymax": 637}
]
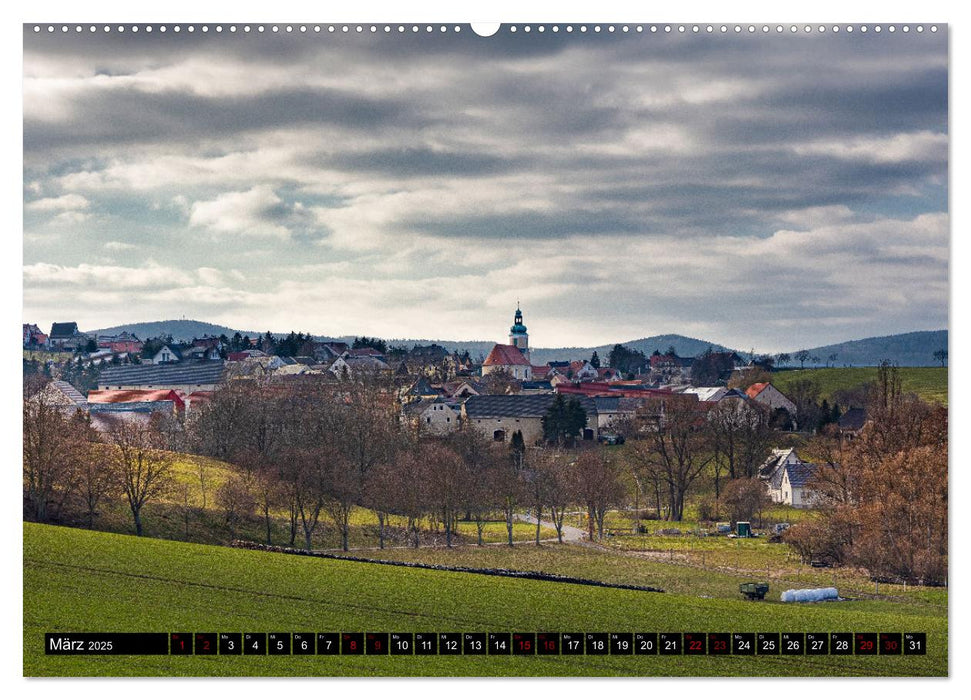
[
  {"xmin": 403, "ymin": 209, "xmax": 645, "ymax": 240},
  {"xmin": 24, "ymin": 86, "xmax": 420, "ymax": 151},
  {"xmin": 325, "ymin": 147, "xmax": 518, "ymax": 178},
  {"xmin": 22, "ymin": 25, "xmax": 949, "ymax": 349}
]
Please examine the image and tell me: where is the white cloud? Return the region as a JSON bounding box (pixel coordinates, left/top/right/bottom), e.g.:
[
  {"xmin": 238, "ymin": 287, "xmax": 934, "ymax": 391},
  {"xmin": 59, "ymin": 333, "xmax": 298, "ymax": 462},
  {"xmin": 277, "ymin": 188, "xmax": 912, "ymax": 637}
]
[
  {"xmin": 791, "ymin": 131, "xmax": 948, "ymax": 164},
  {"xmin": 189, "ymin": 186, "xmax": 291, "ymax": 238},
  {"xmin": 23, "ymin": 261, "xmax": 192, "ymax": 289},
  {"xmin": 104, "ymin": 241, "xmax": 137, "ymax": 252},
  {"xmin": 25, "ymin": 193, "xmax": 89, "ymax": 212}
]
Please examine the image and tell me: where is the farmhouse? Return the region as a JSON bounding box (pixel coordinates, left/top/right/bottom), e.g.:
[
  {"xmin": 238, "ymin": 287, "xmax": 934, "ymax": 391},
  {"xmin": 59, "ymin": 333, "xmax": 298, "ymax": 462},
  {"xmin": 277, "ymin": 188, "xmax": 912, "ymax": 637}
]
[
  {"xmin": 759, "ymin": 448, "xmax": 819, "ymax": 507},
  {"xmin": 30, "ymin": 379, "xmax": 87, "ymax": 411},
  {"xmin": 463, "ymin": 393, "xmax": 599, "ymax": 444},
  {"xmin": 745, "ymin": 382, "xmax": 797, "ymax": 415},
  {"xmin": 48, "ymin": 322, "xmax": 87, "ymax": 351},
  {"xmin": 97, "ymin": 331, "xmax": 143, "ymax": 354},
  {"xmin": 593, "ymin": 396, "xmax": 641, "ymax": 430},
  {"xmin": 837, "ymin": 407, "xmax": 868, "ymax": 440},
  {"xmin": 98, "ymin": 361, "xmax": 226, "ymax": 393},
  {"xmin": 329, "ymin": 354, "xmax": 391, "ymax": 378},
  {"xmin": 402, "ymin": 397, "xmax": 462, "ymax": 435},
  {"xmin": 23, "ymin": 323, "xmax": 48, "ymax": 347},
  {"xmin": 87, "ymin": 401, "xmax": 179, "ymax": 433},
  {"xmin": 776, "ymin": 461, "xmax": 819, "ymax": 508},
  {"xmin": 87, "ymin": 389, "xmax": 187, "ymax": 413}
]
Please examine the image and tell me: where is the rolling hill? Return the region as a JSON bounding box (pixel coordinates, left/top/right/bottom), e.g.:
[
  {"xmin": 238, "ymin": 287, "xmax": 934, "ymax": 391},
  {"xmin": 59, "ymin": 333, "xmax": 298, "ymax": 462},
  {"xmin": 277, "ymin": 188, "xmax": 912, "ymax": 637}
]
[{"xmin": 792, "ymin": 330, "xmax": 948, "ymax": 368}]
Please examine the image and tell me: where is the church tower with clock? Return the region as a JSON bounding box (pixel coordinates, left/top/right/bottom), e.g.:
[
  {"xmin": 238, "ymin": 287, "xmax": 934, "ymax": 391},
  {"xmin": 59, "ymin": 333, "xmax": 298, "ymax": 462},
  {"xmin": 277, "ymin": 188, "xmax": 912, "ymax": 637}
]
[{"xmin": 508, "ymin": 304, "xmax": 529, "ymax": 362}]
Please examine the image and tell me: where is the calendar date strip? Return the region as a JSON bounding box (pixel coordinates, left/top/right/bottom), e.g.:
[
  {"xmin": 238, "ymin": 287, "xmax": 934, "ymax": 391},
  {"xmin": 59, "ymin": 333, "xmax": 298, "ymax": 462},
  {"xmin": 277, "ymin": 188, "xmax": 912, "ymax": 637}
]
[{"xmin": 46, "ymin": 632, "xmax": 927, "ymax": 656}]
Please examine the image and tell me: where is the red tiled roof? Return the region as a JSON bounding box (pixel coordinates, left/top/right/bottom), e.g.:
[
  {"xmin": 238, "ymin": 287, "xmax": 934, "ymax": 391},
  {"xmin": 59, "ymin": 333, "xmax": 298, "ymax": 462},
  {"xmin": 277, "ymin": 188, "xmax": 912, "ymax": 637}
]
[
  {"xmin": 482, "ymin": 344, "xmax": 530, "ymax": 367},
  {"xmin": 87, "ymin": 389, "xmax": 186, "ymax": 410},
  {"xmin": 746, "ymin": 382, "xmax": 769, "ymax": 399},
  {"xmin": 556, "ymin": 383, "xmax": 674, "ymax": 399}
]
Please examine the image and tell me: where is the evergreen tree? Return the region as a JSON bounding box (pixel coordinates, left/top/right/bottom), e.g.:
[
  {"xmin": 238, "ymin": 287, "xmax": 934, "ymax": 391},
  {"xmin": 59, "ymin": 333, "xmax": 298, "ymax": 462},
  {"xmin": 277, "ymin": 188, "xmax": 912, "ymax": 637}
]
[
  {"xmin": 542, "ymin": 395, "xmax": 587, "ymax": 445},
  {"xmin": 353, "ymin": 336, "xmax": 388, "ymax": 354},
  {"xmin": 590, "ymin": 351, "xmax": 601, "ymax": 368},
  {"xmin": 509, "ymin": 430, "xmax": 526, "ymax": 456}
]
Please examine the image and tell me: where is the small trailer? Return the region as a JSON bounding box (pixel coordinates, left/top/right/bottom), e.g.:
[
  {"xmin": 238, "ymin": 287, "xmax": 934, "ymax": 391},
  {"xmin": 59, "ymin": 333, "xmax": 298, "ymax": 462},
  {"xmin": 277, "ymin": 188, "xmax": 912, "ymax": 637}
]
[{"xmin": 739, "ymin": 582, "xmax": 770, "ymax": 600}]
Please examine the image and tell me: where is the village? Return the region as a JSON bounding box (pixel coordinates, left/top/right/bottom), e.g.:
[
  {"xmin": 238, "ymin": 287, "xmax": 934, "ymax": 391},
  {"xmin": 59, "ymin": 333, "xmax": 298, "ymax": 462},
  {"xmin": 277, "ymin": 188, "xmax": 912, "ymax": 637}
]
[{"xmin": 24, "ymin": 307, "xmax": 878, "ymax": 524}]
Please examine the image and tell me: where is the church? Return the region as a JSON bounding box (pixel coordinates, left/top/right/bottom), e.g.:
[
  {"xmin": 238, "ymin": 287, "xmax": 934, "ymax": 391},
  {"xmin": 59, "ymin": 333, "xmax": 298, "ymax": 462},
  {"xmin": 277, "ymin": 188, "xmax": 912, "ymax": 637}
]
[{"xmin": 481, "ymin": 306, "xmax": 532, "ymax": 381}]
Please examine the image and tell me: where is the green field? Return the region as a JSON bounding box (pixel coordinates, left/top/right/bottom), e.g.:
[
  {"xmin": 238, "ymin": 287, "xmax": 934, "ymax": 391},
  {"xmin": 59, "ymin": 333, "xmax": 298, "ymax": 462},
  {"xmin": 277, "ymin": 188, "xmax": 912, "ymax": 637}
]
[
  {"xmin": 24, "ymin": 523, "xmax": 946, "ymax": 677},
  {"xmin": 772, "ymin": 367, "xmax": 948, "ymax": 406}
]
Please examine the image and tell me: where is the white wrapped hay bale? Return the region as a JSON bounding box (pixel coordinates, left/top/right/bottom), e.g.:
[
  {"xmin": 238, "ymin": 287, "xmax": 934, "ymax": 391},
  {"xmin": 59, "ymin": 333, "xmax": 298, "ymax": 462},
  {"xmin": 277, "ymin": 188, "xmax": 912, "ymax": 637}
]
[{"xmin": 780, "ymin": 587, "xmax": 838, "ymax": 603}]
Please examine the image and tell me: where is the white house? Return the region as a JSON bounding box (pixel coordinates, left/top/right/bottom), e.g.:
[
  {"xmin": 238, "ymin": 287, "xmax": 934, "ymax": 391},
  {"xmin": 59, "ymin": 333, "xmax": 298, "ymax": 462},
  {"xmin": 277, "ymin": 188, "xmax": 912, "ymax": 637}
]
[
  {"xmin": 759, "ymin": 448, "xmax": 819, "ymax": 507},
  {"xmin": 778, "ymin": 462, "xmax": 819, "ymax": 508},
  {"xmin": 403, "ymin": 398, "xmax": 462, "ymax": 436},
  {"xmin": 745, "ymin": 382, "xmax": 797, "ymax": 415},
  {"xmin": 147, "ymin": 344, "xmax": 182, "ymax": 365}
]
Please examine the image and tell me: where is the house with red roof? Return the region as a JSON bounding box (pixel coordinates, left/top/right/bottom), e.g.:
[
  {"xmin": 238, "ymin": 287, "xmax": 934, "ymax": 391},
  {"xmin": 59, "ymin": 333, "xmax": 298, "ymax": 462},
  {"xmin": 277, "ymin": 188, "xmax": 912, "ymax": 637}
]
[
  {"xmin": 482, "ymin": 344, "xmax": 532, "ymax": 381},
  {"xmin": 23, "ymin": 323, "xmax": 48, "ymax": 348},
  {"xmin": 745, "ymin": 382, "xmax": 797, "ymax": 416},
  {"xmin": 87, "ymin": 389, "xmax": 186, "ymax": 413},
  {"xmin": 481, "ymin": 305, "xmax": 536, "ymax": 381}
]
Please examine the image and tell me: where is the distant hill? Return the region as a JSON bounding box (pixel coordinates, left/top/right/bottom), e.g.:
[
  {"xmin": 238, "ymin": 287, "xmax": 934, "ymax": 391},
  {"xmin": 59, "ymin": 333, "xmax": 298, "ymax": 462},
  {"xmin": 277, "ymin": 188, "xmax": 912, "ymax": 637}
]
[
  {"xmin": 87, "ymin": 320, "xmax": 247, "ymax": 342},
  {"xmin": 527, "ymin": 334, "xmax": 737, "ymax": 366},
  {"xmin": 791, "ymin": 330, "xmax": 948, "ymax": 368},
  {"xmin": 85, "ymin": 320, "xmax": 947, "ymax": 368}
]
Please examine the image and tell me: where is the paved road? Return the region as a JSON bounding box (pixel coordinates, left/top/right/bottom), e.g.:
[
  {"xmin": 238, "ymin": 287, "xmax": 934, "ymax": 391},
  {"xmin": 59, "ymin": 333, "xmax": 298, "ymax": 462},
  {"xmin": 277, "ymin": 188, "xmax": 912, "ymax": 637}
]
[{"xmin": 513, "ymin": 512, "xmax": 588, "ymax": 543}]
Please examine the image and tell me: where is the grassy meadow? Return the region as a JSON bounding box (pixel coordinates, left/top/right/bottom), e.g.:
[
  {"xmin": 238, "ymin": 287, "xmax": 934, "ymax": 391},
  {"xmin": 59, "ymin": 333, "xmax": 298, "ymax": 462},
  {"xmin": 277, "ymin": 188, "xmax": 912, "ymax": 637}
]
[
  {"xmin": 772, "ymin": 366, "xmax": 947, "ymax": 406},
  {"xmin": 24, "ymin": 523, "xmax": 946, "ymax": 677}
]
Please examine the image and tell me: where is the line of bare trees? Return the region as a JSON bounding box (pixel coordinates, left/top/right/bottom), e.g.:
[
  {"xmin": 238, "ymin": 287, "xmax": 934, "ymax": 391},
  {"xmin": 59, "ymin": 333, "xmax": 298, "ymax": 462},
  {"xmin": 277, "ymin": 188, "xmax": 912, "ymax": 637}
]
[
  {"xmin": 187, "ymin": 376, "xmax": 630, "ymax": 549},
  {"xmin": 24, "ymin": 380, "xmax": 175, "ymax": 536}
]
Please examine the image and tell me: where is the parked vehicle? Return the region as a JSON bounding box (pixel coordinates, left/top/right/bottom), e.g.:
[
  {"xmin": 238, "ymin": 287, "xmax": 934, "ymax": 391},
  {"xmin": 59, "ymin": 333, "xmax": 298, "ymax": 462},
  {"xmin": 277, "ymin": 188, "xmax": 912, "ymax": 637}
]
[{"xmin": 739, "ymin": 582, "xmax": 770, "ymax": 600}]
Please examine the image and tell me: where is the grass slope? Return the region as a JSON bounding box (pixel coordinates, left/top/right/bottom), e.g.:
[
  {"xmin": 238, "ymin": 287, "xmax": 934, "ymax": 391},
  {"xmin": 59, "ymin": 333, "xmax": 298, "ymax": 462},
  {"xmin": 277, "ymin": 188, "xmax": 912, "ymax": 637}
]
[
  {"xmin": 772, "ymin": 367, "xmax": 948, "ymax": 406},
  {"xmin": 24, "ymin": 523, "xmax": 946, "ymax": 677}
]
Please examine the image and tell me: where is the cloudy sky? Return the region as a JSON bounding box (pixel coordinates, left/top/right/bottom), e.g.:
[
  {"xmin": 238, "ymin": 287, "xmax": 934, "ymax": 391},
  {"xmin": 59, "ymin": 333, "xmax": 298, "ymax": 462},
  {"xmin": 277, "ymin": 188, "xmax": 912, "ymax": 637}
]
[{"xmin": 22, "ymin": 24, "xmax": 948, "ymax": 352}]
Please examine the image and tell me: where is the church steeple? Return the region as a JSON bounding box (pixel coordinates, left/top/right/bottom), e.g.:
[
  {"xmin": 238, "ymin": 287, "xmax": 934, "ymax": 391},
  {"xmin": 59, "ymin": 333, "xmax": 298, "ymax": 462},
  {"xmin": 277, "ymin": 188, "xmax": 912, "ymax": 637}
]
[{"xmin": 509, "ymin": 302, "xmax": 529, "ymax": 361}]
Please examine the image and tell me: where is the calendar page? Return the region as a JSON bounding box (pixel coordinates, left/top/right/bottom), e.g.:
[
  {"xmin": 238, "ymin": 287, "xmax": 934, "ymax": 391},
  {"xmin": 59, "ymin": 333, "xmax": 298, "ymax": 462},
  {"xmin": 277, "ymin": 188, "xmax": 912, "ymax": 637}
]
[{"xmin": 22, "ymin": 21, "xmax": 948, "ymax": 678}]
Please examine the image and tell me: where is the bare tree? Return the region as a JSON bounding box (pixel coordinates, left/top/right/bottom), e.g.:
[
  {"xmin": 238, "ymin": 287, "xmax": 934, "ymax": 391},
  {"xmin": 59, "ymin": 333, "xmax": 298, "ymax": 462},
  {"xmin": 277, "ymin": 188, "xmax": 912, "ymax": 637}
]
[
  {"xmin": 707, "ymin": 399, "xmax": 774, "ymax": 492},
  {"xmin": 795, "ymin": 349, "xmax": 811, "ymax": 369},
  {"xmin": 422, "ymin": 442, "xmax": 469, "ymax": 548},
  {"xmin": 535, "ymin": 449, "xmax": 575, "ymax": 543},
  {"xmin": 632, "ymin": 396, "xmax": 713, "ymax": 522},
  {"xmin": 323, "ymin": 451, "xmax": 363, "ymax": 552},
  {"xmin": 216, "ymin": 473, "xmax": 257, "ymax": 540},
  {"xmin": 571, "ymin": 447, "xmax": 626, "ymax": 541},
  {"xmin": 720, "ymin": 477, "xmax": 770, "ymax": 527},
  {"xmin": 448, "ymin": 426, "xmax": 502, "ymax": 546},
  {"xmin": 197, "ymin": 459, "xmax": 211, "ymax": 510},
  {"xmin": 105, "ymin": 416, "xmax": 174, "ymax": 536},
  {"xmin": 280, "ymin": 447, "xmax": 336, "ymax": 551},
  {"xmin": 79, "ymin": 442, "xmax": 120, "ymax": 528},
  {"xmin": 23, "ymin": 397, "xmax": 89, "ymax": 523},
  {"xmin": 481, "ymin": 367, "xmax": 521, "ymax": 395}
]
